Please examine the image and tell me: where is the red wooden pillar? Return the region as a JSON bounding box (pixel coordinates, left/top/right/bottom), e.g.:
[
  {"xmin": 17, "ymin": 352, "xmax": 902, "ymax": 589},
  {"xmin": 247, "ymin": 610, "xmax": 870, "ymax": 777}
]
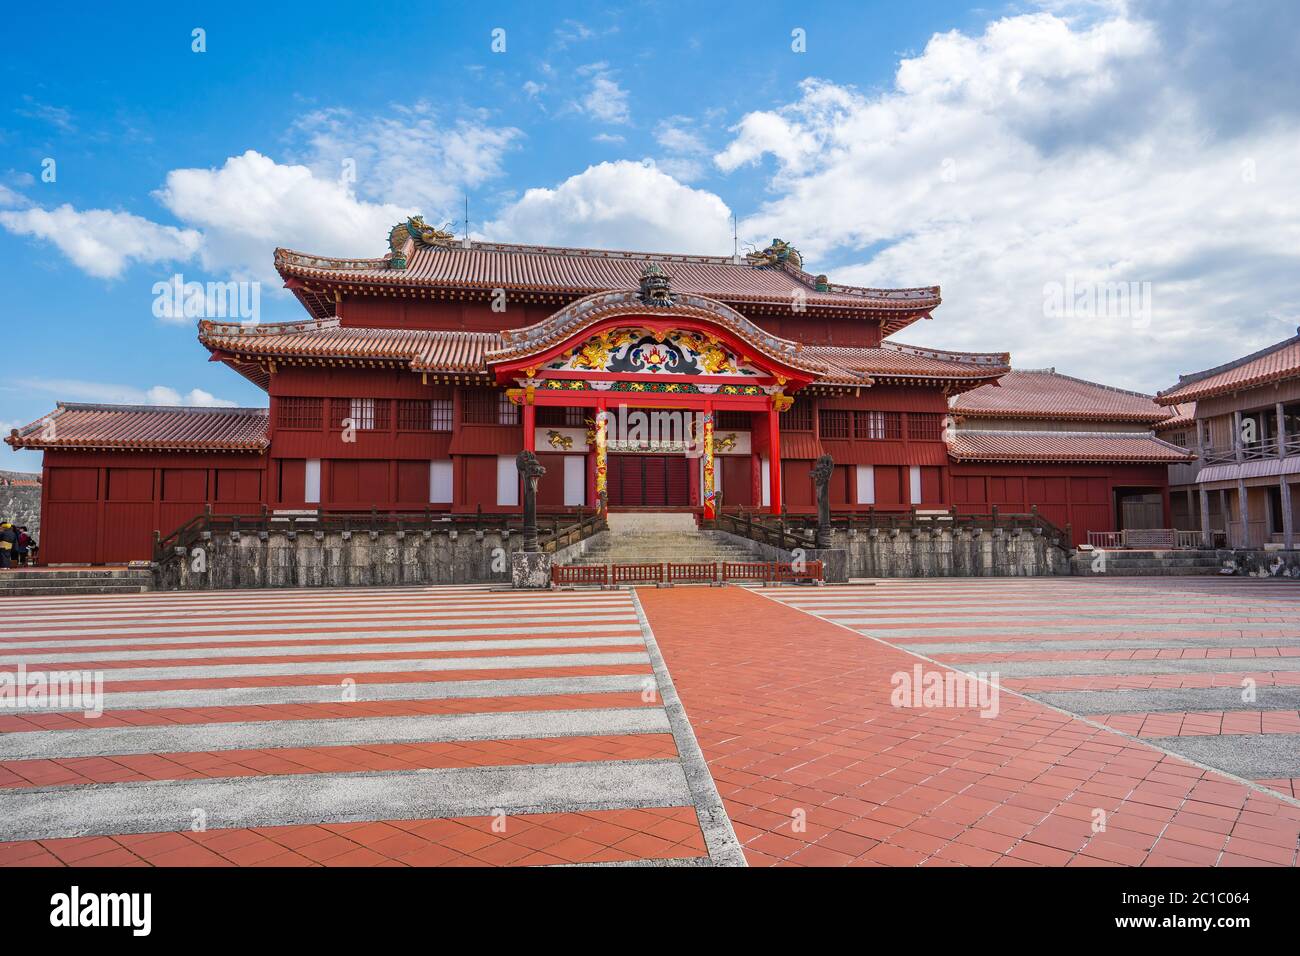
[
  {"xmin": 768, "ymin": 406, "xmax": 782, "ymax": 515},
  {"xmin": 522, "ymin": 402, "xmax": 536, "ymax": 453}
]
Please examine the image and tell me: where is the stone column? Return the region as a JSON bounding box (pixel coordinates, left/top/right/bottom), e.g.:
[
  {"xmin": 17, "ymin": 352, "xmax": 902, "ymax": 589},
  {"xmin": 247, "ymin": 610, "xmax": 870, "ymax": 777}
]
[
  {"xmin": 1237, "ymin": 478, "xmax": 1250, "ymax": 548},
  {"xmin": 1199, "ymin": 487, "xmax": 1212, "ymax": 547},
  {"xmin": 1282, "ymin": 477, "xmax": 1295, "ymax": 550}
]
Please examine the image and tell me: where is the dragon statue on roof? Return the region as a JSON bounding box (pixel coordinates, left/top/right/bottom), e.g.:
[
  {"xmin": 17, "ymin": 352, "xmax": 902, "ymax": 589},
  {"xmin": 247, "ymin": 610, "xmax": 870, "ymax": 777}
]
[
  {"xmin": 388, "ymin": 216, "xmax": 456, "ymax": 257},
  {"xmin": 746, "ymin": 238, "xmax": 804, "ymax": 271}
]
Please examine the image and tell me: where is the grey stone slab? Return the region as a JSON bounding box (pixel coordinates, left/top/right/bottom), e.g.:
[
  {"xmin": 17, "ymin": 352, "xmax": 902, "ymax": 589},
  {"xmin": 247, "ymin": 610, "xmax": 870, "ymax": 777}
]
[
  {"xmin": 1029, "ymin": 686, "xmax": 1300, "ymax": 715},
  {"xmin": 0, "ymin": 674, "xmax": 653, "ymax": 715},
  {"xmin": 946, "ymin": 658, "xmax": 1300, "ymax": 677},
  {"xmin": 87, "ymin": 651, "xmax": 651, "ymax": 683},
  {"xmin": 1, "ymin": 634, "xmax": 644, "ymax": 665},
  {"xmin": 0, "ymin": 707, "xmax": 670, "ymax": 760},
  {"xmin": 1143, "ymin": 734, "xmax": 1300, "ymax": 780},
  {"xmin": 0, "ymin": 759, "xmax": 693, "ymax": 841}
]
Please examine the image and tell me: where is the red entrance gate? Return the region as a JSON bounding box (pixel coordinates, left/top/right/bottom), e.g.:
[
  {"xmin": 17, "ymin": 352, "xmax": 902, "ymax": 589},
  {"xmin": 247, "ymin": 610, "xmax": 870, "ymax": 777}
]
[{"xmin": 608, "ymin": 455, "xmax": 689, "ymax": 508}]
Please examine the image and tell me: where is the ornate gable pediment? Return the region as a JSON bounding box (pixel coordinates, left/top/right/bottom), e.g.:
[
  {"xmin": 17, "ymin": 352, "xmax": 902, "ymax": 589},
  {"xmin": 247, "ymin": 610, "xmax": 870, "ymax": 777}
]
[{"xmin": 547, "ymin": 328, "xmax": 763, "ymax": 377}]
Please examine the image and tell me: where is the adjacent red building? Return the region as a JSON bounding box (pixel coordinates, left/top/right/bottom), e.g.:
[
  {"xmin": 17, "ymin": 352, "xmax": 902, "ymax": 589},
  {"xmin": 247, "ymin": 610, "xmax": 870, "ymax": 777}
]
[{"xmin": 7, "ymin": 223, "xmax": 1191, "ymax": 563}]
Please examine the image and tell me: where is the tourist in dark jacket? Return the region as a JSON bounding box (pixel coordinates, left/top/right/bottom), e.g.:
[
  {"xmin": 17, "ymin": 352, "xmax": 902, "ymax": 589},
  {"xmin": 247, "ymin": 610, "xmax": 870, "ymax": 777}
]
[
  {"xmin": 0, "ymin": 522, "xmax": 15, "ymax": 570},
  {"xmin": 15, "ymin": 527, "xmax": 31, "ymax": 566}
]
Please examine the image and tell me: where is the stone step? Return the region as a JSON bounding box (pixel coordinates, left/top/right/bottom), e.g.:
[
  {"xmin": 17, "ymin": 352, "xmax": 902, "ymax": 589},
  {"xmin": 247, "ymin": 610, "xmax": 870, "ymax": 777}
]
[
  {"xmin": 0, "ymin": 583, "xmax": 153, "ymax": 595},
  {"xmin": 0, "ymin": 568, "xmax": 152, "ymax": 580}
]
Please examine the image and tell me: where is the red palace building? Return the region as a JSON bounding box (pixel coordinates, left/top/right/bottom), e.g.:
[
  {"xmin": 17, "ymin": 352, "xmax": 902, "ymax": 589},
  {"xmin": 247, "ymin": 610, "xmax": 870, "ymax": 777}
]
[{"xmin": 6, "ymin": 222, "xmax": 1192, "ymax": 564}]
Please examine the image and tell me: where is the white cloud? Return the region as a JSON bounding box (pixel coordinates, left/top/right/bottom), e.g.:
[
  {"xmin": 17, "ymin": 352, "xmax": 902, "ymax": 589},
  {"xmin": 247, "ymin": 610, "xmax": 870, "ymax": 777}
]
[
  {"xmin": 18, "ymin": 378, "xmax": 237, "ymax": 407},
  {"xmin": 712, "ymin": 9, "xmax": 1300, "ymax": 391},
  {"xmin": 483, "ymin": 160, "xmax": 733, "ymax": 253},
  {"xmin": 155, "ymin": 150, "xmax": 412, "ymax": 285},
  {"xmin": 575, "ymin": 64, "xmax": 630, "ymax": 125},
  {"xmin": 0, "ymin": 205, "xmax": 202, "ymax": 280},
  {"xmin": 4, "ymin": 106, "xmax": 521, "ymax": 287}
]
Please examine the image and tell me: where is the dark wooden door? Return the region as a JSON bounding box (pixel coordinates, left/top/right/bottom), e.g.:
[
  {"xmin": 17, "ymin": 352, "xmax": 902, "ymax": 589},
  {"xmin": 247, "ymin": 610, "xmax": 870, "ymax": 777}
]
[{"xmin": 608, "ymin": 455, "xmax": 690, "ymax": 507}]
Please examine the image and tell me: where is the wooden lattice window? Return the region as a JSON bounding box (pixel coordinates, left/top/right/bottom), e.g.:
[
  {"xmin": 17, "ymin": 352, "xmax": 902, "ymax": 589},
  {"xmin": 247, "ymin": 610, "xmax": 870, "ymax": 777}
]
[
  {"xmin": 716, "ymin": 411, "xmax": 750, "ymax": 430},
  {"xmin": 818, "ymin": 409, "xmax": 850, "ymax": 439},
  {"xmin": 907, "ymin": 412, "xmax": 945, "ymax": 441},
  {"xmin": 330, "ymin": 398, "xmax": 389, "ymax": 430},
  {"xmin": 780, "ymin": 400, "xmax": 813, "ymax": 431},
  {"xmin": 276, "ymin": 398, "xmax": 322, "ymax": 430},
  {"xmin": 855, "ymin": 410, "xmax": 901, "ymax": 440}
]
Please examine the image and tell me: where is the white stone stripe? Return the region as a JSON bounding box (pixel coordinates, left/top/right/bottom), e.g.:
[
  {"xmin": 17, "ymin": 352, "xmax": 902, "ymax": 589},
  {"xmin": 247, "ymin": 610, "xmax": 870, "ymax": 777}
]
[
  {"xmin": 0, "ymin": 624, "xmax": 642, "ymax": 651},
  {"xmin": 5, "ymin": 600, "xmax": 633, "ymax": 625},
  {"xmin": 0, "ymin": 634, "xmax": 647, "ymax": 665},
  {"xmin": 81, "ymin": 650, "xmax": 652, "ymax": 683},
  {"xmin": 3, "ymin": 619, "xmax": 643, "ymax": 640},
  {"xmin": 0, "ymin": 759, "xmax": 693, "ymax": 842},
  {"xmin": 0, "ymin": 674, "xmax": 655, "ymax": 715},
  {"xmin": 0, "ymin": 707, "xmax": 671, "ymax": 760}
]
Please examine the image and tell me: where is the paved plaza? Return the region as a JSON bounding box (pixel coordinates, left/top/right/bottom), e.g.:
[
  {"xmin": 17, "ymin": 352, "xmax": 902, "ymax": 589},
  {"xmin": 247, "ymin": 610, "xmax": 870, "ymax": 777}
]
[{"xmin": 1, "ymin": 578, "xmax": 1298, "ymax": 867}]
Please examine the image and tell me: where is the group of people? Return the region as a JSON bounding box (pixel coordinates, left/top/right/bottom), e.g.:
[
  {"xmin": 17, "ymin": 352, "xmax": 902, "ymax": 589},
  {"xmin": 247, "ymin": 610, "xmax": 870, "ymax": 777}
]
[{"xmin": 0, "ymin": 522, "xmax": 37, "ymax": 568}]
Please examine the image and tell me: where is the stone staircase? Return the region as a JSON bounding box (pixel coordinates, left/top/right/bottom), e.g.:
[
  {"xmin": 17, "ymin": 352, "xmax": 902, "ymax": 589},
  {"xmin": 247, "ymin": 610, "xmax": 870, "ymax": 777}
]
[
  {"xmin": 565, "ymin": 512, "xmax": 769, "ymax": 568},
  {"xmin": 1071, "ymin": 549, "xmax": 1224, "ymax": 576},
  {"xmin": 0, "ymin": 567, "xmax": 155, "ymax": 596}
]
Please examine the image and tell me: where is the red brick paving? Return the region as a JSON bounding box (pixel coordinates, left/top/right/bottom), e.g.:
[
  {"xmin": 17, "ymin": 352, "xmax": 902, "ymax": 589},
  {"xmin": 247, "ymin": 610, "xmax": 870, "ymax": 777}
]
[
  {"xmin": 1095, "ymin": 710, "xmax": 1300, "ymax": 737},
  {"xmin": 637, "ymin": 586, "xmax": 1300, "ymax": 867}
]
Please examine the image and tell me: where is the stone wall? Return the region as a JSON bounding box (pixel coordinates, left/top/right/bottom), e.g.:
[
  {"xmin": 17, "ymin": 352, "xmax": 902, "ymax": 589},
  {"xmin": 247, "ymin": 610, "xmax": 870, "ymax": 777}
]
[
  {"xmin": 830, "ymin": 526, "xmax": 1070, "ymax": 577},
  {"xmin": 156, "ymin": 526, "xmax": 591, "ymax": 590},
  {"xmin": 714, "ymin": 524, "xmax": 1069, "ymax": 577},
  {"xmin": 0, "ymin": 470, "xmax": 40, "ymax": 538}
]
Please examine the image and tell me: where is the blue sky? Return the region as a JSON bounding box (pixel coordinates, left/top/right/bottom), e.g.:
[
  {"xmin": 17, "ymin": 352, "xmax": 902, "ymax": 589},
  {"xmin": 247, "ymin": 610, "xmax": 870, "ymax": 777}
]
[{"xmin": 3, "ymin": 1, "xmax": 1299, "ymax": 473}]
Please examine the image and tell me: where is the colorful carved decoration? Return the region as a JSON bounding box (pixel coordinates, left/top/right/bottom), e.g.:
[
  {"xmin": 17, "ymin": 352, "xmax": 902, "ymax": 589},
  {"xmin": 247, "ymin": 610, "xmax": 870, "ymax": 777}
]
[
  {"xmin": 715, "ymin": 432, "xmax": 739, "ymax": 452},
  {"xmin": 571, "ymin": 330, "xmax": 636, "ymax": 371},
  {"xmin": 707, "ymin": 408, "xmax": 717, "ymax": 515},
  {"xmin": 546, "ymin": 430, "xmax": 574, "ymax": 450},
  {"xmin": 594, "ymin": 410, "xmax": 609, "ymax": 513},
  {"xmin": 746, "ymin": 238, "xmax": 804, "ymax": 271},
  {"xmin": 771, "ymin": 390, "xmax": 794, "ymax": 413},
  {"xmin": 550, "ymin": 328, "xmax": 755, "ymax": 377},
  {"xmin": 638, "ymin": 262, "xmax": 675, "ymax": 307}
]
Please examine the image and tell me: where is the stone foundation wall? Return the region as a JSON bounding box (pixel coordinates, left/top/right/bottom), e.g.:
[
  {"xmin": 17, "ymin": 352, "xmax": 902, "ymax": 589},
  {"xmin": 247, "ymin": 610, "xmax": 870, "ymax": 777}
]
[
  {"xmin": 829, "ymin": 527, "xmax": 1069, "ymax": 577},
  {"xmin": 157, "ymin": 527, "xmax": 558, "ymax": 590},
  {"xmin": 0, "ymin": 470, "xmax": 40, "ymax": 538},
  {"xmin": 1214, "ymin": 549, "xmax": 1300, "ymax": 577}
]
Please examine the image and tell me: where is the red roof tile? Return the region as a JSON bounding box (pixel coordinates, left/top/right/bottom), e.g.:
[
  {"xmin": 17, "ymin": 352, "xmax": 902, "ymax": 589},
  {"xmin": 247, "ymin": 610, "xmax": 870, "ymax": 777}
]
[
  {"xmin": 199, "ymin": 319, "xmax": 500, "ymax": 375},
  {"xmin": 1158, "ymin": 333, "xmax": 1300, "ymax": 404},
  {"xmin": 1155, "ymin": 402, "xmax": 1196, "ymax": 431},
  {"xmin": 6, "ymin": 404, "xmax": 269, "ymax": 452},
  {"xmin": 952, "ymin": 368, "xmax": 1167, "ymax": 423},
  {"xmin": 275, "ymin": 239, "xmax": 941, "ymax": 333},
  {"xmin": 947, "ymin": 430, "xmax": 1193, "ymax": 464},
  {"xmin": 804, "ymin": 341, "xmax": 1010, "ymax": 384}
]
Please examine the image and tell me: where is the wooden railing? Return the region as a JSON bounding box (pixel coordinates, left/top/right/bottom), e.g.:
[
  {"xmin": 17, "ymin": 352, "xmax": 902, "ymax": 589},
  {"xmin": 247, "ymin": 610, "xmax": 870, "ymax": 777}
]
[
  {"xmin": 551, "ymin": 560, "xmax": 824, "ymax": 586},
  {"xmin": 708, "ymin": 505, "xmax": 1072, "ymax": 552},
  {"xmin": 154, "ymin": 506, "xmax": 605, "ymax": 564},
  {"xmin": 1086, "ymin": 528, "xmax": 1226, "ymax": 549}
]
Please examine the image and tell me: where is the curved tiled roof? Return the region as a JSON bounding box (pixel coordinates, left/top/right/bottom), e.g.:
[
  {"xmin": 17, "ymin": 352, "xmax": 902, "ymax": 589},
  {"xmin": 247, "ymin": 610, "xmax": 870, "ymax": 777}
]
[
  {"xmin": 803, "ymin": 341, "xmax": 1010, "ymax": 383},
  {"xmin": 6, "ymin": 404, "xmax": 269, "ymax": 452},
  {"xmin": 1154, "ymin": 402, "xmax": 1196, "ymax": 431},
  {"xmin": 948, "ymin": 430, "xmax": 1194, "ymax": 464},
  {"xmin": 199, "ymin": 319, "xmax": 500, "ymax": 375},
  {"xmin": 487, "ymin": 290, "xmax": 837, "ymax": 380},
  {"xmin": 1158, "ymin": 333, "xmax": 1300, "ymax": 404},
  {"xmin": 275, "ymin": 240, "xmax": 941, "ymax": 320},
  {"xmin": 952, "ymin": 368, "xmax": 1168, "ymax": 423},
  {"xmin": 199, "ymin": 312, "xmax": 1006, "ymax": 393}
]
